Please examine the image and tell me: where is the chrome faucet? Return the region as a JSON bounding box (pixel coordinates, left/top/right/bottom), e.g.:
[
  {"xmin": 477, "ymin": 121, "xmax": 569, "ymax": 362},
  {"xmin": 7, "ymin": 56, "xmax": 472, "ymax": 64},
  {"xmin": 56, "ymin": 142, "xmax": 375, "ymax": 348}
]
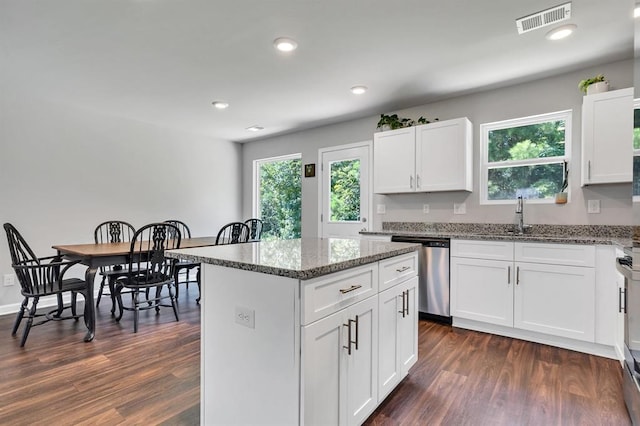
[{"xmin": 515, "ymin": 196, "xmax": 525, "ymax": 235}]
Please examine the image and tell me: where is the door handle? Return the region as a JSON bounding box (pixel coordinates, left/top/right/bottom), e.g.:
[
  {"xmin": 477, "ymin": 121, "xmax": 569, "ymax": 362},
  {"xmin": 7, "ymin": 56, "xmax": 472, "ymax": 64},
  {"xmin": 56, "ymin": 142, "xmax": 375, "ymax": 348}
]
[
  {"xmin": 398, "ymin": 291, "xmax": 406, "ymax": 318},
  {"xmin": 339, "ymin": 284, "xmax": 362, "ymax": 294},
  {"xmin": 396, "ymin": 266, "xmax": 410, "ymax": 273},
  {"xmin": 416, "ymin": 174, "xmax": 421, "ymax": 189},
  {"xmin": 620, "ymin": 287, "xmax": 627, "ymax": 314},
  {"xmin": 409, "ymin": 175, "xmax": 414, "ymax": 189},
  {"xmin": 516, "ymin": 266, "xmax": 520, "ymax": 285},
  {"xmin": 507, "ymin": 266, "xmax": 511, "ymax": 284},
  {"xmin": 588, "ymin": 160, "xmax": 591, "ymax": 180}
]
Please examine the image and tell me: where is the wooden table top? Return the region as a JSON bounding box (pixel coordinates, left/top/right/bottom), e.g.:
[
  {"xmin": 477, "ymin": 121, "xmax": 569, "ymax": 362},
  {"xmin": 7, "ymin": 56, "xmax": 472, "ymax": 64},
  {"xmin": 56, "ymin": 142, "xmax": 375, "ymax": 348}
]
[{"xmin": 53, "ymin": 236, "xmax": 219, "ymax": 257}]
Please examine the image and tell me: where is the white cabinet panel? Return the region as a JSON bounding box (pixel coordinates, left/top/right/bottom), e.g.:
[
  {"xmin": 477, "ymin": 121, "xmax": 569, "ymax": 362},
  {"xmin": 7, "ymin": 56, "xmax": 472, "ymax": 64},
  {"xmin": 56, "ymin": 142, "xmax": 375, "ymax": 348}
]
[
  {"xmin": 581, "ymin": 88, "xmax": 633, "ymax": 185},
  {"xmin": 514, "ymin": 262, "xmax": 595, "ymax": 341},
  {"xmin": 450, "ymin": 257, "xmax": 513, "ymax": 327},
  {"xmin": 373, "ymin": 127, "xmax": 416, "ymax": 193},
  {"xmin": 451, "ymin": 239, "xmax": 514, "ymax": 261},
  {"xmin": 379, "ymin": 252, "xmax": 418, "ymax": 292},
  {"xmin": 515, "ymin": 242, "xmax": 595, "ymax": 267}
]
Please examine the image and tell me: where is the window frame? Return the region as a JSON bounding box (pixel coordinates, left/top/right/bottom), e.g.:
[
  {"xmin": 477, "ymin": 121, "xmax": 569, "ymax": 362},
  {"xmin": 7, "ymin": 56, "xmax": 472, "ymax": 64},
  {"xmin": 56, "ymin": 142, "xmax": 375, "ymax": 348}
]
[
  {"xmin": 252, "ymin": 152, "xmax": 302, "ymax": 220},
  {"xmin": 479, "ymin": 109, "xmax": 572, "ymax": 205}
]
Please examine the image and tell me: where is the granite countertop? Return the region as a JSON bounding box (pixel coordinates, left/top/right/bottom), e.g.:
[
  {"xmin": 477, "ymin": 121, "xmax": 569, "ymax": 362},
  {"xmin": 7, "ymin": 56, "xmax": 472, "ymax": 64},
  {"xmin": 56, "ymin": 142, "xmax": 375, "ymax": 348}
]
[
  {"xmin": 165, "ymin": 237, "xmax": 420, "ymax": 280},
  {"xmin": 362, "ymin": 230, "xmax": 631, "ymax": 247},
  {"xmin": 362, "ymin": 222, "xmax": 633, "ymax": 248}
]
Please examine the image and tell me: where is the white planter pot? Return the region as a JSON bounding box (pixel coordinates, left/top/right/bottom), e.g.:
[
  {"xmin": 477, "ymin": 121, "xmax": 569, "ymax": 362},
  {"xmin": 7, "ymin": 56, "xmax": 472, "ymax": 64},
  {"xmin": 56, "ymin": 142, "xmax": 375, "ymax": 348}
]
[{"xmin": 586, "ymin": 81, "xmax": 609, "ymax": 95}]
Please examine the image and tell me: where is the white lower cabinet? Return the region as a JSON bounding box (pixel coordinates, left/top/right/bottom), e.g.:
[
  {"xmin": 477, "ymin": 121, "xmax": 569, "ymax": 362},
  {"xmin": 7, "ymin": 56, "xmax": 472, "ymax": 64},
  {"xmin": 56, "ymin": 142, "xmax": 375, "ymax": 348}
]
[
  {"xmin": 451, "ymin": 240, "xmax": 597, "ymax": 343},
  {"xmin": 514, "ymin": 262, "xmax": 595, "ymax": 341},
  {"xmin": 378, "ymin": 276, "xmax": 418, "ymax": 401},
  {"xmin": 303, "ymin": 296, "xmax": 378, "ymax": 426},
  {"xmin": 302, "ymin": 251, "xmax": 418, "ymax": 426}
]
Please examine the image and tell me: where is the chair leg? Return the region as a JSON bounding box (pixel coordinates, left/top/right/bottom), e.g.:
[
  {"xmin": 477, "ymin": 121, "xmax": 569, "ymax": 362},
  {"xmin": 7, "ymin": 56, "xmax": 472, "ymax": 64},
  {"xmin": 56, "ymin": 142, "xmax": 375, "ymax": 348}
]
[
  {"xmin": 114, "ymin": 283, "xmax": 125, "ymax": 322},
  {"xmin": 196, "ymin": 267, "xmax": 201, "ymax": 304},
  {"xmin": 169, "ymin": 282, "xmax": 179, "ymax": 322},
  {"xmin": 108, "ymin": 276, "xmax": 117, "ymax": 315},
  {"xmin": 20, "ymin": 297, "xmax": 39, "ymax": 347},
  {"xmin": 96, "ymin": 275, "xmax": 106, "ymax": 306},
  {"xmin": 12, "ymin": 297, "xmax": 28, "ymax": 336},
  {"xmin": 174, "ymin": 269, "xmax": 180, "ymax": 300},
  {"xmin": 155, "ymin": 286, "xmax": 162, "ymax": 313},
  {"xmin": 133, "ymin": 290, "xmax": 139, "ymax": 333}
]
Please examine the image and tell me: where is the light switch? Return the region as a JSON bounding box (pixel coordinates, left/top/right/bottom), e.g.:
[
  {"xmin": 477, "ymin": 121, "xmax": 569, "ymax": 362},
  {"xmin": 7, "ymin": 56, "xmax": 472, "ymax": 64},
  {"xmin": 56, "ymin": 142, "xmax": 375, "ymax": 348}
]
[
  {"xmin": 376, "ymin": 204, "xmax": 386, "ymax": 214},
  {"xmin": 235, "ymin": 306, "xmax": 255, "ymax": 328},
  {"xmin": 587, "ymin": 199, "xmax": 600, "ymax": 214},
  {"xmin": 423, "ymin": 204, "xmax": 430, "ymax": 214}
]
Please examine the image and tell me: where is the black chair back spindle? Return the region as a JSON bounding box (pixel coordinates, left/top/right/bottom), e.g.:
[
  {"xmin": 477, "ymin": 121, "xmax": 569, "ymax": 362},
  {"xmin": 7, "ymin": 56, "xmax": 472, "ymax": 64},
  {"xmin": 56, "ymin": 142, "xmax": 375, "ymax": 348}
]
[{"xmin": 244, "ymin": 218, "xmax": 263, "ymax": 242}]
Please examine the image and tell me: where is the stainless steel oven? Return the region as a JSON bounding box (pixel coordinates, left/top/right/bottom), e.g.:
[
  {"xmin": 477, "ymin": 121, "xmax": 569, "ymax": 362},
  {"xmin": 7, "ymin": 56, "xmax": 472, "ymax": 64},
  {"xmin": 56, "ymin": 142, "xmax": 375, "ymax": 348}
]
[{"xmin": 617, "ymin": 255, "xmax": 640, "ymax": 424}]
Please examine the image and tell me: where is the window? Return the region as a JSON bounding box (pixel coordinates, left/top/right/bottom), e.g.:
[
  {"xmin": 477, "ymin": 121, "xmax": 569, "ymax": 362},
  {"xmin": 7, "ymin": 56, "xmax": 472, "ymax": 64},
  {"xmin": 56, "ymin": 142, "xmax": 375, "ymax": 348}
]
[
  {"xmin": 634, "ymin": 100, "xmax": 640, "ymax": 198},
  {"xmin": 480, "ymin": 110, "xmax": 571, "ymax": 204},
  {"xmin": 253, "ymin": 154, "xmax": 302, "ymax": 240}
]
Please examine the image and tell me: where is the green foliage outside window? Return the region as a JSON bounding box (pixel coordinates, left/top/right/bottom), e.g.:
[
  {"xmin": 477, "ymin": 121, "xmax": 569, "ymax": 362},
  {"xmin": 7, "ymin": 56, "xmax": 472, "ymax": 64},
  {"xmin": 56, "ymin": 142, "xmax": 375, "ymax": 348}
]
[
  {"xmin": 330, "ymin": 159, "xmax": 360, "ymax": 221},
  {"xmin": 487, "ymin": 120, "xmax": 566, "ymax": 201},
  {"xmin": 259, "ymin": 159, "xmax": 301, "ymax": 240}
]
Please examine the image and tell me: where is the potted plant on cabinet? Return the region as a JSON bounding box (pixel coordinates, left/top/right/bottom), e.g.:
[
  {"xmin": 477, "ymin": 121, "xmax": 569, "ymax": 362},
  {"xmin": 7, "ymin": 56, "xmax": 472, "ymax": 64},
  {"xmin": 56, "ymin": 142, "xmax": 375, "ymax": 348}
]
[
  {"xmin": 376, "ymin": 114, "xmax": 438, "ymax": 131},
  {"xmin": 578, "ymin": 74, "xmax": 609, "ymax": 95},
  {"xmin": 555, "ymin": 164, "xmax": 569, "ymax": 204}
]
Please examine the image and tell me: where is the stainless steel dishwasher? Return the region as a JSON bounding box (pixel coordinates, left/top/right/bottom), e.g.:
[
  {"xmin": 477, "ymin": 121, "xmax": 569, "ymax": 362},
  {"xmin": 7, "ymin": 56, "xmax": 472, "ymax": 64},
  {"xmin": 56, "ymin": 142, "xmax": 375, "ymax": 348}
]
[{"xmin": 391, "ymin": 236, "xmax": 451, "ymax": 323}]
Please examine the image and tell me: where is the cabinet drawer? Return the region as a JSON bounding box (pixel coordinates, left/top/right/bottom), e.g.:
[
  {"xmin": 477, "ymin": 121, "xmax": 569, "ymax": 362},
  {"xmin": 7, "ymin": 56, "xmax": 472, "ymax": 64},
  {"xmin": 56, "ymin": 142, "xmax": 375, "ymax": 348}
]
[
  {"xmin": 451, "ymin": 240, "xmax": 514, "ymax": 261},
  {"xmin": 302, "ymin": 263, "xmax": 378, "ymax": 325},
  {"xmin": 515, "ymin": 243, "xmax": 595, "ymax": 267},
  {"xmin": 379, "ymin": 252, "xmax": 418, "ymax": 292}
]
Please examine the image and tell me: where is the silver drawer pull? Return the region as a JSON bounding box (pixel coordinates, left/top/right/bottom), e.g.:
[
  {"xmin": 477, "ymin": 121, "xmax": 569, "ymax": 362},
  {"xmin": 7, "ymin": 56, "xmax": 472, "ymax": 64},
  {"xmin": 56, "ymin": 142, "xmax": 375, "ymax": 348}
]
[
  {"xmin": 396, "ymin": 266, "xmax": 410, "ymax": 273},
  {"xmin": 339, "ymin": 284, "xmax": 362, "ymax": 294}
]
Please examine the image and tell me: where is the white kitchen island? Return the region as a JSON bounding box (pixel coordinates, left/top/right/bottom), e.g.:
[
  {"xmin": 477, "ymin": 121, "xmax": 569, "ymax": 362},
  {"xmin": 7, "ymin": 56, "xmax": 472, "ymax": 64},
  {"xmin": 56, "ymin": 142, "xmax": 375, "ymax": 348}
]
[{"xmin": 166, "ymin": 237, "xmax": 420, "ymax": 426}]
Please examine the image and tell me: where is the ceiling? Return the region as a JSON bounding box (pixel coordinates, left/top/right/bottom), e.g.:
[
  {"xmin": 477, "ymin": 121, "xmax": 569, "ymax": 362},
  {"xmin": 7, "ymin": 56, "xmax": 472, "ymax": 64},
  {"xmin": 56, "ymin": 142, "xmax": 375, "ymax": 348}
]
[{"xmin": 0, "ymin": 0, "xmax": 634, "ymax": 142}]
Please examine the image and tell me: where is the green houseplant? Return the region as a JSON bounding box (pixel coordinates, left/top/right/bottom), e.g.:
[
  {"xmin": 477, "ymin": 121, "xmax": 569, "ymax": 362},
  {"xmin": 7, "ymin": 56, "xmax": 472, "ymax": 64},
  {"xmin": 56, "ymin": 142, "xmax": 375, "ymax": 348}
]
[
  {"xmin": 578, "ymin": 74, "xmax": 607, "ymax": 95},
  {"xmin": 376, "ymin": 114, "xmax": 438, "ymax": 131}
]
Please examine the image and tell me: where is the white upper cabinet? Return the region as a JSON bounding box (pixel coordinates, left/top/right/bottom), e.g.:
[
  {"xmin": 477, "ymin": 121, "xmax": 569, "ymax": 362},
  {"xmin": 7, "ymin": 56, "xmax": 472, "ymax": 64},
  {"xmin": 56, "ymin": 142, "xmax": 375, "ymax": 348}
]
[
  {"xmin": 415, "ymin": 117, "xmax": 473, "ymax": 192},
  {"xmin": 581, "ymin": 88, "xmax": 633, "ymax": 185},
  {"xmin": 373, "ymin": 117, "xmax": 473, "ymax": 193}
]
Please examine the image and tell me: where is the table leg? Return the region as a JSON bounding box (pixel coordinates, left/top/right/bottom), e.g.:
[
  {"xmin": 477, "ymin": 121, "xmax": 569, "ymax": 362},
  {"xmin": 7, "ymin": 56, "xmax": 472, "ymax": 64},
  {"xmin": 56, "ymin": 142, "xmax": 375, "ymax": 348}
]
[{"xmin": 84, "ymin": 266, "xmax": 98, "ymax": 342}]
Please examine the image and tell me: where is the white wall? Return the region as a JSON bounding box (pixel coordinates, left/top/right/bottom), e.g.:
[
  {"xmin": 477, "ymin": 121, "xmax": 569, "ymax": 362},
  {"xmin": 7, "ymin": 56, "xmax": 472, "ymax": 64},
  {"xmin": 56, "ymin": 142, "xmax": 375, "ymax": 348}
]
[
  {"xmin": 0, "ymin": 90, "xmax": 242, "ymax": 309},
  {"xmin": 242, "ymin": 59, "xmax": 633, "ymax": 236}
]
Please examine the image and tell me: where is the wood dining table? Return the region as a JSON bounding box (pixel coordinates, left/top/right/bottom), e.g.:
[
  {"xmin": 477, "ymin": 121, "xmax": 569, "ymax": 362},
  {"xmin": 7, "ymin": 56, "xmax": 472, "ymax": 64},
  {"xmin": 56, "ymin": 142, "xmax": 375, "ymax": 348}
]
[{"xmin": 52, "ymin": 236, "xmax": 219, "ymax": 342}]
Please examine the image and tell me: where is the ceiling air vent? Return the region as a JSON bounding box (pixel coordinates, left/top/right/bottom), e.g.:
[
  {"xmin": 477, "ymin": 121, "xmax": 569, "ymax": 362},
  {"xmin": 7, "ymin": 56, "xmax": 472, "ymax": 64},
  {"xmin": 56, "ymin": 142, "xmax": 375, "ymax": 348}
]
[{"xmin": 516, "ymin": 2, "xmax": 572, "ymax": 34}]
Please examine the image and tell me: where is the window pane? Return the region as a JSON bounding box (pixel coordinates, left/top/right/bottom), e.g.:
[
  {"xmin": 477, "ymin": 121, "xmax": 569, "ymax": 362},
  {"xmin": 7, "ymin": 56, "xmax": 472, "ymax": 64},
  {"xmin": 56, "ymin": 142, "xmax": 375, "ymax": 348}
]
[
  {"xmin": 488, "ymin": 121, "xmax": 566, "ymax": 162},
  {"xmin": 488, "ymin": 163, "xmax": 564, "ymax": 201},
  {"xmin": 634, "ymin": 156, "xmax": 640, "ymax": 197},
  {"xmin": 259, "ymin": 159, "xmax": 301, "ymax": 240},
  {"xmin": 330, "ymin": 159, "xmax": 360, "ymax": 221},
  {"xmin": 634, "ymin": 109, "xmax": 640, "ymax": 150}
]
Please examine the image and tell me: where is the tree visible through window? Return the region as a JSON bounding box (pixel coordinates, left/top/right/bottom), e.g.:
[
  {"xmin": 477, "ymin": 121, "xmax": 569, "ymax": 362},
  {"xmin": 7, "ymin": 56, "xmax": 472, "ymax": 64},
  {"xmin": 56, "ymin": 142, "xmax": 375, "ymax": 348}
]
[
  {"xmin": 481, "ymin": 111, "xmax": 571, "ymax": 203},
  {"xmin": 256, "ymin": 155, "xmax": 301, "ymax": 240},
  {"xmin": 330, "ymin": 159, "xmax": 360, "ymax": 221}
]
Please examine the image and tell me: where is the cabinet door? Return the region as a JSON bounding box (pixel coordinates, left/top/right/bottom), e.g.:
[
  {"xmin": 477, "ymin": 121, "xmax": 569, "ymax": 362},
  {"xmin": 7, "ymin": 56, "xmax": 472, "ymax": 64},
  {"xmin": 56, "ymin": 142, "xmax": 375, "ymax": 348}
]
[
  {"xmin": 398, "ymin": 276, "xmax": 418, "ymax": 375},
  {"xmin": 514, "ymin": 262, "xmax": 595, "ymax": 342},
  {"xmin": 373, "ymin": 127, "xmax": 416, "ymax": 193},
  {"xmin": 415, "ymin": 117, "xmax": 472, "ymax": 192},
  {"xmin": 302, "ymin": 309, "xmax": 345, "ymax": 425},
  {"xmin": 345, "ymin": 296, "xmax": 379, "ymax": 426},
  {"xmin": 450, "ymin": 257, "xmax": 513, "ymax": 327},
  {"xmin": 378, "ymin": 276, "xmax": 418, "ymax": 402},
  {"xmin": 581, "ymin": 88, "xmax": 633, "ymax": 185}
]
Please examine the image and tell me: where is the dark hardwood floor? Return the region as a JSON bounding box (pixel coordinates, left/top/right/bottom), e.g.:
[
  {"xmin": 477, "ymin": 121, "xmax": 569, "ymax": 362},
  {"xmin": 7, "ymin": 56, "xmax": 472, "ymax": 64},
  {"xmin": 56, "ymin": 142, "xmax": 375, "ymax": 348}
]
[{"xmin": 0, "ymin": 287, "xmax": 631, "ymax": 425}]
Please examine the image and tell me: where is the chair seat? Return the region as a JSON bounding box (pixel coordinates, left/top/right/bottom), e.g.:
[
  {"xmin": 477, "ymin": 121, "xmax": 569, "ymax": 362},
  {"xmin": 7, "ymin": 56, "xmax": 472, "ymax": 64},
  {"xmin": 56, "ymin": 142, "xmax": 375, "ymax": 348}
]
[
  {"xmin": 26, "ymin": 278, "xmax": 87, "ymax": 296},
  {"xmin": 100, "ymin": 265, "xmax": 143, "ymax": 277},
  {"xmin": 117, "ymin": 275, "xmax": 173, "ymax": 290}
]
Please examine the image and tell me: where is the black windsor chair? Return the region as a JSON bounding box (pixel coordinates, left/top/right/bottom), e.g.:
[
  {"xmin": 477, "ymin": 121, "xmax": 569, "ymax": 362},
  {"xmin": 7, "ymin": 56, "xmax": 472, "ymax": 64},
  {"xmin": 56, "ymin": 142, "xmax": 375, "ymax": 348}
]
[
  {"xmin": 244, "ymin": 218, "xmax": 263, "ymax": 242},
  {"xmin": 215, "ymin": 222, "xmax": 250, "ymax": 245},
  {"xmin": 164, "ymin": 220, "xmax": 201, "ymax": 303}
]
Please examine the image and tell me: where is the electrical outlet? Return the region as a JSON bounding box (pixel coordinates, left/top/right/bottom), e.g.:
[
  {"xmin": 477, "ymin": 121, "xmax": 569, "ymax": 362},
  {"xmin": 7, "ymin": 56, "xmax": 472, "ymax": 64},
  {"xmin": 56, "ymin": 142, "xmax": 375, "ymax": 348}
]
[
  {"xmin": 3, "ymin": 274, "xmax": 15, "ymax": 286},
  {"xmin": 235, "ymin": 306, "xmax": 255, "ymax": 329},
  {"xmin": 587, "ymin": 199, "xmax": 601, "ymax": 214},
  {"xmin": 453, "ymin": 202, "xmax": 466, "ymax": 215},
  {"xmin": 376, "ymin": 204, "xmax": 386, "ymax": 214},
  {"xmin": 423, "ymin": 204, "xmax": 430, "ymax": 214}
]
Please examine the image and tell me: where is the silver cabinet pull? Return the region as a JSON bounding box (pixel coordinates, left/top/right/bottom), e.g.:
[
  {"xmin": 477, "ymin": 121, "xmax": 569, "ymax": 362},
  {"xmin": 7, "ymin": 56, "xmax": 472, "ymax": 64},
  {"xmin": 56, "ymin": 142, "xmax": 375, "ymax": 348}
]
[
  {"xmin": 339, "ymin": 284, "xmax": 362, "ymax": 294},
  {"xmin": 588, "ymin": 160, "xmax": 591, "ymax": 180},
  {"xmin": 410, "ymin": 175, "xmax": 414, "ymax": 189},
  {"xmin": 343, "ymin": 316, "xmax": 359, "ymax": 355},
  {"xmin": 620, "ymin": 287, "xmax": 627, "ymax": 314},
  {"xmin": 507, "ymin": 266, "xmax": 511, "ymax": 284},
  {"xmin": 404, "ymin": 290, "xmax": 409, "ymax": 316},
  {"xmin": 398, "ymin": 291, "xmax": 406, "ymax": 317},
  {"xmin": 396, "ymin": 266, "xmax": 410, "ymax": 273},
  {"xmin": 416, "ymin": 174, "xmax": 421, "ymax": 189},
  {"xmin": 516, "ymin": 266, "xmax": 520, "ymax": 285}
]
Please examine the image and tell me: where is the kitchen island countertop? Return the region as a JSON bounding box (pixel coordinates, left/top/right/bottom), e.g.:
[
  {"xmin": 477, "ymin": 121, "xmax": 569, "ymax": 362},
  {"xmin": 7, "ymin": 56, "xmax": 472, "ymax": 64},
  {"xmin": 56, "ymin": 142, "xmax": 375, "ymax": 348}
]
[{"xmin": 166, "ymin": 237, "xmax": 420, "ymax": 280}]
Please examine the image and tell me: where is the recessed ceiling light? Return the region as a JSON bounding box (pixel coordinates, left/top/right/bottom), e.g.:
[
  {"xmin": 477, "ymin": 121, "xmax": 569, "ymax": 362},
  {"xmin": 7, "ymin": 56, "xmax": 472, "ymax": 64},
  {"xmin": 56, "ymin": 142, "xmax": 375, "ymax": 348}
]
[
  {"xmin": 273, "ymin": 37, "xmax": 298, "ymax": 52},
  {"xmin": 545, "ymin": 24, "xmax": 577, "ymax": 40},
  {"xmin": 212, "ymin": 101, "xmax": 229, "ymax": 109},
  {"xmin": 350, "ymin": 86, "xmax": 368, "ymax": 95},
  {"xmin": 246, "ymin": 125, "xmax": 264, "ymax": 132}
]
